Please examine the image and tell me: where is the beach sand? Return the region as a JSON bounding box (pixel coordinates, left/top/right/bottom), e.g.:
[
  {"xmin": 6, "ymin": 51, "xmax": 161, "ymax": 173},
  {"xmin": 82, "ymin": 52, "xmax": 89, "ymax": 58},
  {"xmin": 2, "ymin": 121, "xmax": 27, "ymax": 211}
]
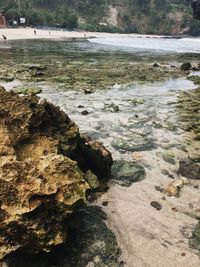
[{"xmin": 0, "ymin": 27, "xmax": 166, "ymax": 41}]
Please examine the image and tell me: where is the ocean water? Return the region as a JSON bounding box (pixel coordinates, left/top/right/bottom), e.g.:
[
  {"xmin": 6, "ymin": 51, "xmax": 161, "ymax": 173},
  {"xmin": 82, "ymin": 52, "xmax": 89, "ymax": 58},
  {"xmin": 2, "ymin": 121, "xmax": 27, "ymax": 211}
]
[{"xmin": 88, "ymin": 36, "xmax": 200, "ymax": 53}]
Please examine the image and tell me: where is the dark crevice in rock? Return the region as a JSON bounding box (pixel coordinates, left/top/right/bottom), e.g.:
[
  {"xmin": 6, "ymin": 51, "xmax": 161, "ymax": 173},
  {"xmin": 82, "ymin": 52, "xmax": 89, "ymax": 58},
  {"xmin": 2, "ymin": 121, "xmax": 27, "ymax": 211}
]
[{"xmin": 6, "ymin": 205, "xmax": 123, "ymax": 267}]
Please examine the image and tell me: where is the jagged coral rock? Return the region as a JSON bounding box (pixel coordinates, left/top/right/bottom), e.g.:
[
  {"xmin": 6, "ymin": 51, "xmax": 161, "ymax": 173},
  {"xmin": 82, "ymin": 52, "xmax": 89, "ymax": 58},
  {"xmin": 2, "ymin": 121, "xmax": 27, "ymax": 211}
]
[{"xmin": 0, "ymin": 87, "xmax": 112, "ymax": 259}]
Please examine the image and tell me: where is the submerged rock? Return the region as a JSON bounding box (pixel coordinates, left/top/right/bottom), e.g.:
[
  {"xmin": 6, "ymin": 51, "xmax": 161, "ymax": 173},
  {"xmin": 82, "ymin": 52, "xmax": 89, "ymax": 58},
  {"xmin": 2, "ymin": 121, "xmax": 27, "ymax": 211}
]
[
  {"xmin": 0, "ymin": 76, "xmax": 14, "ymax": 82},
  {"xmin": 187, "ymin": 75, "xmax": 200, "ymax": 85},
  {"xmin": 111, "ymin": 134, "xmax": 154, "ymax": 152},
  {"xmin": 162, "ymin": 151, "xmax": 176, "ymax": 165},
  {"xmin": 81, "ymin": 110, "xmax": 89, "ymax": 116},
  {"xmin": 130, "ymin": 98, "xmax": 145, "ymax": 105},
  {"xmin": 103, "ymin": 103, "xmax": 120, "ymax": 113},
  {"xmin": 150, "ymin": 201, "xmax": 162, "ymax": 211},
  {"xmin": 179, "ymin": 159, "xmax": 200, "ymax": 179},
  {"xmin": 84, "ymin": 89, "xmax": 92, "ymax": 94},
  {"xmin": 164, "ymin": 178, "xmax": 190, "ymax": 197},
  {"xmin": 112, "ymin": 160, "xmax": 146, "ymax": 187},
  {"xmin": 0, "ymin": 87, "xmax": 112, "ymax": 260},
  {"xmin": 189, "ymin": 222, "xmax": 200, "ymax": 253}
]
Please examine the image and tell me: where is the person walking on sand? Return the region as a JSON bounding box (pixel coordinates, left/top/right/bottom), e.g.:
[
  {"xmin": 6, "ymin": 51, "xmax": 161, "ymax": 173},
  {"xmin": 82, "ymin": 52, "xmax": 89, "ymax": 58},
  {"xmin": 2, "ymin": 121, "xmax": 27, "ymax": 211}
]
[{"xmin": 34, "ymin": 30, "xmax": 36, "ymax": 35}]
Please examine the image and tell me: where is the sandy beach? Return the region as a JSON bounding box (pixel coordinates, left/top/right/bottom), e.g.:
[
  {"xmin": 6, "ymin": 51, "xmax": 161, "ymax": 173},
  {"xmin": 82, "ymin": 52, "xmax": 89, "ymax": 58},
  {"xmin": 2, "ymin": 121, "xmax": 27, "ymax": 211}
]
[{"xmin": 0, "ymin": 27, "xmax": 167, "ymax": 41}]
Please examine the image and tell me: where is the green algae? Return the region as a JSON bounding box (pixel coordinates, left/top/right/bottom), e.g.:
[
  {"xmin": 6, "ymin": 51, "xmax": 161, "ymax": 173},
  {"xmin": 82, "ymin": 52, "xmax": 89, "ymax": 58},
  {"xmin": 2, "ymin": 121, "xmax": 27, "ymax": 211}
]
[
  {"xmin": 187, "ymin": 75, "xmax": 200, "ymax": 85},
  {"xmin": 0, "ymin": 40, "xmax": 195, "ymax": 93},
  {"xmin": 189, "ymin": 222, "xmax": 200, "ymax": 253},
  {"xmin": 162, "ymin": 151, "xmax": 176, "ymax": 165},
  {"xmin": 111, "ymin": 134, "xmax": 155, "ymax": 152},
  {"xmin": 176, "ymin": 88, "xmax": 200, "ymax": 136},
  {"xmin": 112, "ymin": 160, "xmax": 146, "ymax": 187},
  {"xmin": 14, "ymin": 87, "xmax": 42, "ymax": 95},
  {"xmin": 0, "ymin": 76, "xmax": 14, "ymax": 82}
]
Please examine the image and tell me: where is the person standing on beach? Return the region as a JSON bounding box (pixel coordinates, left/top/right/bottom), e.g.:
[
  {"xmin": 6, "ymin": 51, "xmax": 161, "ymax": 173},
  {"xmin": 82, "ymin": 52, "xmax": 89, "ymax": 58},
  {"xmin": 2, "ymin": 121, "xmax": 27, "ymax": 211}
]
[{"xmin": 34, "ymin": 30, "xmax": 36, "ymax": 35}]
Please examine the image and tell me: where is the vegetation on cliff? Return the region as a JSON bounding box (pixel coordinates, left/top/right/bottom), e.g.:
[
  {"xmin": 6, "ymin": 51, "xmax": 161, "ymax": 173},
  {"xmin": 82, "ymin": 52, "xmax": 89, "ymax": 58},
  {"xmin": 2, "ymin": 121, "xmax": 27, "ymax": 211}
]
[{"xmin": 0, "ymin": 0, "xmax": 199, "ymax": 35}]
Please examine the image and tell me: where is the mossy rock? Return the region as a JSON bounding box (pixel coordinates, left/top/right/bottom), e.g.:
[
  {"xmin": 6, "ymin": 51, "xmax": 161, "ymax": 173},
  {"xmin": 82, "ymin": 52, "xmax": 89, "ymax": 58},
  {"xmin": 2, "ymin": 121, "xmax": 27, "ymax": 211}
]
[
  {"xmin": 0, "ymin": 76, "xmax": 14, "ymax": 82},
  {"xmin": 187, "ymin": 75, "xmax": 200, "ymax": 85},
  {"xmin": 14, "ymin": 87, "xmax": 42, "ymax": 95},
  {"xmin": 180, "ymin": 62, "xmax": 191, "ymax": 71},
  {"xmin": 103, "ymin": 103, "xmax": 120, "ymax": 113},
  {"xmin": 130, "ymin": 98, "xmax": 145, "ymax": 105},
  {"xmin": 112, "ymin": 160, "xmax": 146, "ymax": 187},
  {"xmin": 189, "ymin": 222, "xmax": 200, "ymax": 252},
  {"xmin": 85, "ymin": 170, "xmax": 100, "ymax": 189},
  {"xmin": 153, "ymin": 121, "xmax": 163, "ymax": 129},
  {"xmin": 53, "ymin": 75, "xmax": 71, "ymax": 83},
  {"xmin": 162, "ymin": 151, "xmax": 176, "ymax": 165},
  {"xmin": 111, "ymin": 134, "xmax": 154, "ymax": 152}
]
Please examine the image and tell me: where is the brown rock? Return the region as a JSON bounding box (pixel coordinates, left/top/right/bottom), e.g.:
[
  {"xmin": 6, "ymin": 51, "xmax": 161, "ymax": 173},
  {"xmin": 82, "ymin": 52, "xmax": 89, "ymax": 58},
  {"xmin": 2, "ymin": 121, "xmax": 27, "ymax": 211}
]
[{"xmin": 0, "ymin": 87, "xmax": 112, "ymax": 259}]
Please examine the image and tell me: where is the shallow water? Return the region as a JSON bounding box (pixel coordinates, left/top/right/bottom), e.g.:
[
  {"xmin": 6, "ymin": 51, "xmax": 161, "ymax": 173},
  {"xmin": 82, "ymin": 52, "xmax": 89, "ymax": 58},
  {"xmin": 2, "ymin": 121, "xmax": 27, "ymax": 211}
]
[{"xmin": 39, "ymin": 77, "xmax": 197, "ymax": 158}]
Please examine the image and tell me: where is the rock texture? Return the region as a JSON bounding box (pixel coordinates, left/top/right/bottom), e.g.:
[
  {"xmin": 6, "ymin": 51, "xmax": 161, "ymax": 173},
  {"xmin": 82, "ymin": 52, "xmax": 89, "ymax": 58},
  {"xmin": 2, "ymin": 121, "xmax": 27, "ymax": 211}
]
[
  {"xmin": 179, "ymin": 159, "xmax": 200, "ymax": 179},
  {"xmin": 0, "ymin": 87, "xmax": 112, "ymax": 259}
]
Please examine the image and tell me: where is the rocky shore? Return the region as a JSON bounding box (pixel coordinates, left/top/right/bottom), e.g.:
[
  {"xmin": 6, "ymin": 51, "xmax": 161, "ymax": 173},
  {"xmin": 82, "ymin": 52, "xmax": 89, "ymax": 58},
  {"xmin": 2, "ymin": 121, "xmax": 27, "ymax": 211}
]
[{"xmin": 0, "ymin": 37, "xmax": 200, "ymax": 266}]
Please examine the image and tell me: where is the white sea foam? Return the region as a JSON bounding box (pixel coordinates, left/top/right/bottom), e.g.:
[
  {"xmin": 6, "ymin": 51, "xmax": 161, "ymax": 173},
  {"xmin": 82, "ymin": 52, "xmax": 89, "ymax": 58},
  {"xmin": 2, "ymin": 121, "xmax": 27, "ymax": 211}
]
[{"xmin": 88, "ymin": 37, "xmax": 200, "ymax": 53}]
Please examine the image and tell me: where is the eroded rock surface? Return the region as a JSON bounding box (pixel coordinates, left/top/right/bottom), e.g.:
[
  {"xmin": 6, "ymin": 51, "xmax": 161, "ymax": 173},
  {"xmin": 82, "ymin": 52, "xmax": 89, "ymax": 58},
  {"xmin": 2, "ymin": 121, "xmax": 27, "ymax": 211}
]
[{"xmin": 0, "ymin": 87, "xmax": 112, "ymax": 259}]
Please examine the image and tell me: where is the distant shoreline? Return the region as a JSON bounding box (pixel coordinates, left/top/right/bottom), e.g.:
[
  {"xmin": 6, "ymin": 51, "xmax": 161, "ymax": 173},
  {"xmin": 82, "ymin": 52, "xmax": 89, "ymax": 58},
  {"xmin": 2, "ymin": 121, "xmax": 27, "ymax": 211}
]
[
  {"xmin": 0, "ymin": 27, "xmax": 194, "ymax": 42},
  {"xmin": 0, "ymin": 28, "xmax": 199, "ymax": 43}
]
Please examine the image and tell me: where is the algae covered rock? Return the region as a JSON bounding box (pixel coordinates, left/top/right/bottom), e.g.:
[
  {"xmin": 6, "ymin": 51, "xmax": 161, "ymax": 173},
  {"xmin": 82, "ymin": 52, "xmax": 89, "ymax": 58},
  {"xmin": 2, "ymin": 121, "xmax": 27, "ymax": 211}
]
[
  {"xmin": 189, "ymin": 222, "xmax": 200, "ymax": 252},
  {"xmin": 111, "ymin": 134, "xmax": 154, "ymax": 152},
  {"xmin": 187, "ymin": 75, "xmax": 200, "ymax": 85},
  {"xmin": 179, "ymin": 159, "xmax": 200, "ymax": 179},
  {"xmin": 0, "ymin": 87, "xmax": 112, "ymax": 260},
  {"xmin": 112, "ymin": 160, "xmax": 146, "ymax": 186},
  {"xmin": 0, "ymin": 76, "xmax": 14, "ymax": 82},
  {"xmin": 180, "ymin": 62, "xmax": 191, "ymax": 71},
  {"xmin": 162, "ymin": 151, "xmax": 176, "ymax": 165},
  {"xmin": 14, "ymin": 87, "xmax": 42, "ymax": 95}
]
